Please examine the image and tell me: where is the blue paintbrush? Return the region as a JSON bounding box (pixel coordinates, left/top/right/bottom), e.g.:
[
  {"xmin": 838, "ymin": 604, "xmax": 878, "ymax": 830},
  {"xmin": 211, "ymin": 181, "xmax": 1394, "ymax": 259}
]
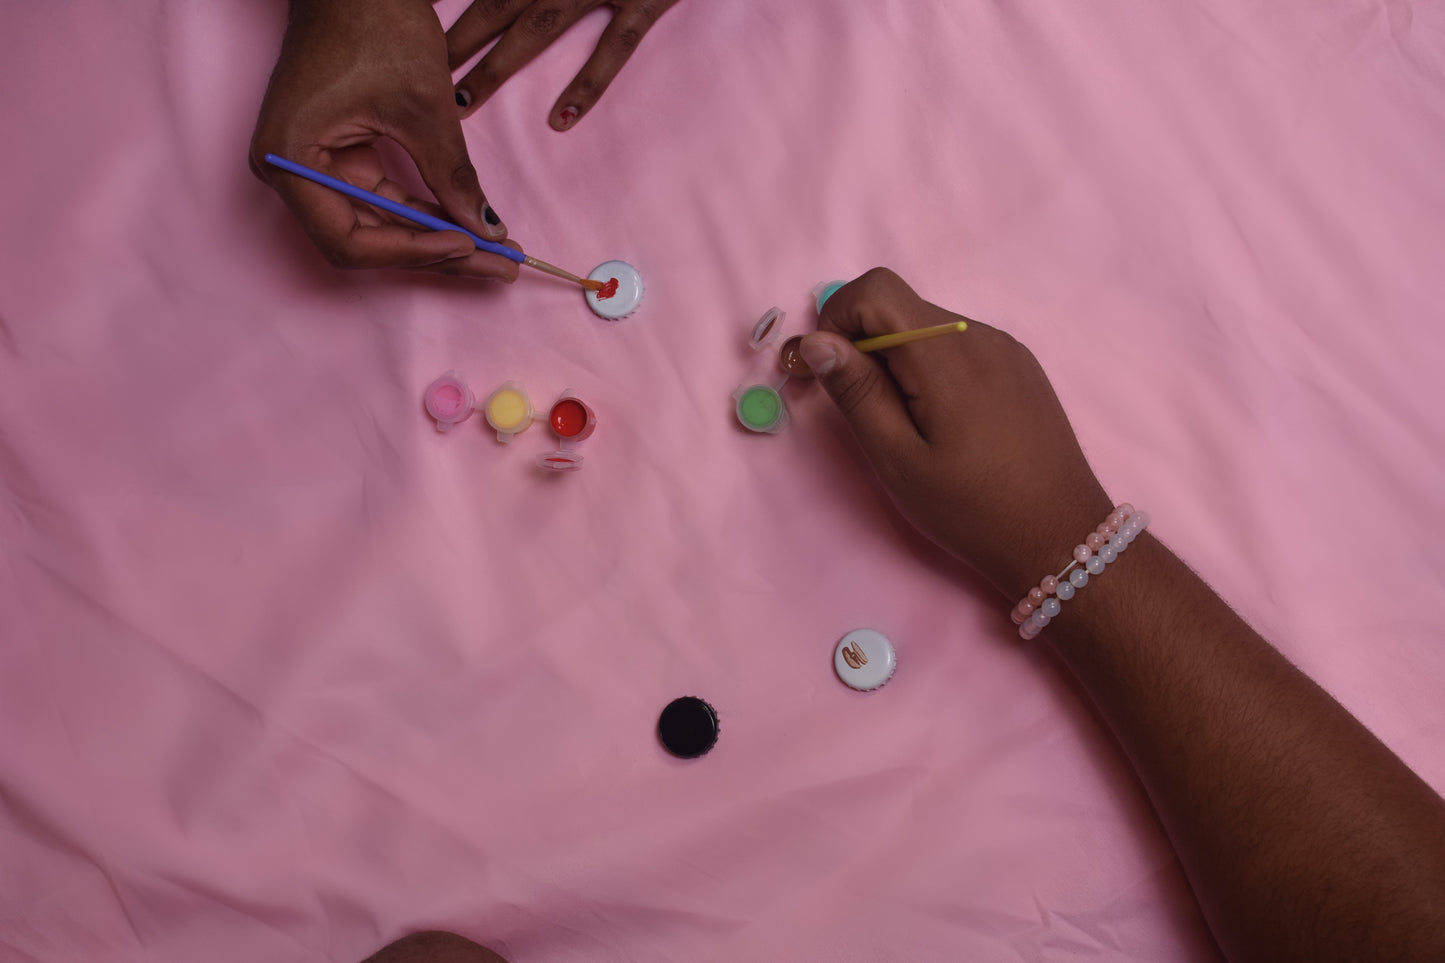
[{"xmin": 263, "ymin": 153, "xmax": 602, "ymax": 291}]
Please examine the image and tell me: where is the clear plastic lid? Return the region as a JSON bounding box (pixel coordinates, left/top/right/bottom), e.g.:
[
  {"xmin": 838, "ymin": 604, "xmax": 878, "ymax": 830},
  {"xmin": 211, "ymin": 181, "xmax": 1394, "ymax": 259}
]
[
  {"xmin": 536, "ymin": 451, "xmax": 584, "ymax": 472},
  {"xmin": 748, "ymin": 307, "xmax": 786, "ymax": 351}
]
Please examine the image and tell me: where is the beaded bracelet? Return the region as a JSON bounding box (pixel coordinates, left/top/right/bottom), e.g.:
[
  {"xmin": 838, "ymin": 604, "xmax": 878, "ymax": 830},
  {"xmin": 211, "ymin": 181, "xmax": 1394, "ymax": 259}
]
[{"xmin": 1012, "ymin": 504, "xmax": 1150, "ymax": 640}]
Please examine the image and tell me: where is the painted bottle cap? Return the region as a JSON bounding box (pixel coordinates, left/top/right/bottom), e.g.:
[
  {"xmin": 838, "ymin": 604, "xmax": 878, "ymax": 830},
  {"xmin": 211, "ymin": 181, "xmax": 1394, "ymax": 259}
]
[
  {"xmin": 749, "ymin": 307, "xmax": 786, "ymax": 350},
  {"xmin": 484, "ymin": 381, "xmax": 534, "ymax": 442},
  {"xmin": 423, "ymin": 371, "xmax": 475, "ymax": 432},
  {"xmin": 585, "ymin": 260, "xmax": 644, "ymax": 320},
  {"xmin": 549, "ymin": 395, "xmax": 596, "ymax": 441},
  {"xmin": 657, "ymin": 696, "xmax": 719, "ymax": 759},
  {"xmin": 813, "ymin": 280, "xmax": 846, "ymax": 312},
  {"xmin": 834, "ymin": 628, "xmax": 897, "ymax": 691},
  {"xmin": 734, "ymin": 383, "xmax": 788, "ymax": 434}
]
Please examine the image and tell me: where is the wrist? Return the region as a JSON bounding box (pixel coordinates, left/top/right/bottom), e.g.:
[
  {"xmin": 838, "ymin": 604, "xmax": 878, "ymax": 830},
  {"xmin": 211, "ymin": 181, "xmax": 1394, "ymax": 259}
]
[
  {"xmin": 986, "ymin": 489, "xmax": 1115, "ymax": 602},
  {"xmin": 1007, "ymin": 502, "xmax": 1149, "ymax": 638}
]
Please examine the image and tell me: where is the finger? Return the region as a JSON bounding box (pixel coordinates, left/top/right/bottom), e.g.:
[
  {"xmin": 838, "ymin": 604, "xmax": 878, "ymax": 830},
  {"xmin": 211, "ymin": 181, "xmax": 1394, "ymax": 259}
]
[
  {"xmin": 816, "ymin": 267, "xmax": 918, "ymax": 340},
  {"xmin": 453, "ymin": 1, "xmax": 590, "ymax": 117},
  {"xmin": 445, "ymin": 0, "xmax": 530, "ymax": 72},
  {"xmin": 336, "ymin": 226, "xmax": 518, "ymax": 280},
  {"xmin": 548, "ymin": 2, "xmax": 672, "ymax": 130},
  {"xmin": 410, "ymin": 246, "xmax": 523, "ymax": 281},
  {"xmin": 416, "ymin": 236, "xmax": 523, "ymax": 280},
  {"xmin": 799, "ymin": 331, "xmax": 923, "ymax": 463},
  {"xmin": 327, "ymin": 223, "xmax": 473, "ymax": 269},
  {"xmin": 819, "ymin": 267, "xmax": 987, "ymax": 422},
  {"xmin": 272, "ymin": 174, "xmax": 517, "ymax": 276},
  {"xmin": 388, "ymin": 108, "xmax": 508, "ymax": 242}
]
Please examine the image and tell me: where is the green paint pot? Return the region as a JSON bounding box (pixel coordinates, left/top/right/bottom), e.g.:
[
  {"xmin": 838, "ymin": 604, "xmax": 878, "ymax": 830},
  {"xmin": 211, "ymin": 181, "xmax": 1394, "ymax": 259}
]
[{"xmin": 736, "ymin": 384, "xmax": 786, "ymax": 433}]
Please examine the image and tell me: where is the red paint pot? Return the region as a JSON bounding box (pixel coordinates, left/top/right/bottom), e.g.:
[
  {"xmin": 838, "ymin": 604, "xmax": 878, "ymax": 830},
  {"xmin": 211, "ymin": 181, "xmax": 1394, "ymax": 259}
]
[{"xmin": 549, "ymin": 396, "xmax": 595, "ymax": 441}]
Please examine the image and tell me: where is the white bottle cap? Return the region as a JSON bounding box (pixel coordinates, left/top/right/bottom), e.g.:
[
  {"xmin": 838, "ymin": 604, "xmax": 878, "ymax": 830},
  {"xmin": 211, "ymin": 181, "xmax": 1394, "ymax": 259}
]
[
  {"xmin": 834, "ymin": 628, "xmax": 897, "ymax": 691},
  {"xmin": 585, "ymin": 260, "xmax": 644, "ymax": 319}
]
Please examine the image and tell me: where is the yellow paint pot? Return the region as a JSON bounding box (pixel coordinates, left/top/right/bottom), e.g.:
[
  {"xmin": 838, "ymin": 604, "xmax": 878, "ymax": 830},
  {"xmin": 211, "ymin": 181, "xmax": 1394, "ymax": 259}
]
[{"xmin": 484, "ymin": 382, "xmax": 534, "ymax": 442}]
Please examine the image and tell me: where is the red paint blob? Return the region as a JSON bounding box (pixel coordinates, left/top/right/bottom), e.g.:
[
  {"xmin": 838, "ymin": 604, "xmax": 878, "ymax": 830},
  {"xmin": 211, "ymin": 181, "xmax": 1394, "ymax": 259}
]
[
  {"xmin": 550, "ymin": 399, "xmax": 590, "ymax": 438},
  {"xmin": 596, "ymin": 277, "xmax": 619, "ymax": 300}
]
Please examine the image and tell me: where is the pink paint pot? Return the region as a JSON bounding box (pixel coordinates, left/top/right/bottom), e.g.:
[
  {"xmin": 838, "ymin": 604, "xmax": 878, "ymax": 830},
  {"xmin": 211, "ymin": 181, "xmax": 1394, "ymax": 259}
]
[{"xmin": 424, "ymin": 372, "xmax": 475, "ymax": 432}]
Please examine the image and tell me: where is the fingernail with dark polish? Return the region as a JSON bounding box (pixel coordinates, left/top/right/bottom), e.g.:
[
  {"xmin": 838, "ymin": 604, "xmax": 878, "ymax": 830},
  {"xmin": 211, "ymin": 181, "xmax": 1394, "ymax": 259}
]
[
  {"xmin": 557, "ymin": 106, "xmax": 579, "ymax": 128},
  {"xmin": 483, "ymin": 205, "xmax": 501, "ymax": 226},
  {"xmin": 455, "ymin": 89, "xmax": 472, "ymax": 109}
]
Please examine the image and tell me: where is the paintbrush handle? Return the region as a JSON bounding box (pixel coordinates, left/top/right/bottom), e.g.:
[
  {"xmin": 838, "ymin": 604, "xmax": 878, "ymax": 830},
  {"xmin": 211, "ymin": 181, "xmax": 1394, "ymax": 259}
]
[
  {"xmin": 523, "ymin": 255, "xmax": 602, "ymax": 290},
  {"xmin": 854, "ymin": 321, "xmax": 968, "ymax": 353},
  {"xmin": 263, "ymin": 154, "xmax": 526, "ymax": 264}
]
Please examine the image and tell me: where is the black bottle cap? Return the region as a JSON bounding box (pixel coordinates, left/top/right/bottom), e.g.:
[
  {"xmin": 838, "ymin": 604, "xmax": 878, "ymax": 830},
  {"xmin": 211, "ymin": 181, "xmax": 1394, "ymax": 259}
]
[{"xmin": 657, "ymin": 696, "xmax": 719, "ymax": 759}]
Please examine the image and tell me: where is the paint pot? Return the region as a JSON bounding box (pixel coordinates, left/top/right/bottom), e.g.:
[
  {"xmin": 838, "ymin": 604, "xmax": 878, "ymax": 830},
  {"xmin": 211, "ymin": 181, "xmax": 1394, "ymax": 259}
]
[
  {"xmin": 585, "ymin": 260, "xmax": 644, "ymax": 320},
  {"xmin": 778, "ymin": 335, "xmax": 813, "ymax": 379},
  {"xmin": 484, "ymin": 381, "xmax": 533, "ymax": 442},
  {"xmin": 538, "ymin": 390, "xmax": 596, "ymax": 472},
  {"xmin": 813, "ymin": 280, "xmax": 846, "ymax": 312},
  {"xmin": 423, "ymin": 371, "xmax": 475, "ymax": 432},
  {"xmin": 549, "ymin": 396, "xmax": 596, "ymax": 441},
  {"xmin": 734, "ymin": 383, "xmax": 788, "ymax": 434}
]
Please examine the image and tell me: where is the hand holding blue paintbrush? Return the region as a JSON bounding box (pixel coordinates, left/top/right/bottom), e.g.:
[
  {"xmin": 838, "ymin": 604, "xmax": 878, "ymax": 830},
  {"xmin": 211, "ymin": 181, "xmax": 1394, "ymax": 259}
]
[{"xmin": 263, "ymin": 154, "xmax": 603, "ymax": 292}]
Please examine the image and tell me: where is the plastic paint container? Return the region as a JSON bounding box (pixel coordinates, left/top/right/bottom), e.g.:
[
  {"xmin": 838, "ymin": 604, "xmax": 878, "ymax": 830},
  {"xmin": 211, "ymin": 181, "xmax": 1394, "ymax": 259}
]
[
  {"xmin": 484, "ymin": 382, "xmax": 534, "ymax": 442},
  {"xmin": 549, "ymin": 396, "xmax": 596, "ymax": 441},
  {"xmin": 735, "ymin": 383, "xmax": 787, "ymax": 434},
  {"xmin": 778, "ymin": 335, "xmax": 813, "ymax": 379},
  {"xmin": 538, "ymin": 390, "xmax": 596, "ymax": 471},
  {"xmin": 813, "ymin": 280, "xmax": 846, "ymax": 312},
  {"xmin": 423, "ymin": 371, "xmax": 475, "ymax": 432},
  {"xmin": 749, "ymin": 307, "xmax": 786, "ymax": 350}
]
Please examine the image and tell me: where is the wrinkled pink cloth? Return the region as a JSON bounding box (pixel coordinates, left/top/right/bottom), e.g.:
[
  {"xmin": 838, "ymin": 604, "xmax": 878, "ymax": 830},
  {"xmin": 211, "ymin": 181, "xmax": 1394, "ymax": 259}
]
[{"xmin": 2, "ymin": 1, "xmax": 1443, "ymax": 961}]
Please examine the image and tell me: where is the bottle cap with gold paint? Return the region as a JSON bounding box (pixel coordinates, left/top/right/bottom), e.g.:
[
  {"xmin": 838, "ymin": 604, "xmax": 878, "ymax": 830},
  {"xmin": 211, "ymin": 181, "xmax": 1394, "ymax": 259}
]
[{"xmin": 834, "ymin": 628, "xmax": 897, "ymax": 691}]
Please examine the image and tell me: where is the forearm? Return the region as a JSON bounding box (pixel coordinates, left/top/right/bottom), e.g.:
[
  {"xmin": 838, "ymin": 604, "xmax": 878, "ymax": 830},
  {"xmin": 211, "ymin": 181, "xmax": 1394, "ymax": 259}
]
[{"xmin": 1045, "ymin": 532, "xmax": 1445, "ymax": 962}]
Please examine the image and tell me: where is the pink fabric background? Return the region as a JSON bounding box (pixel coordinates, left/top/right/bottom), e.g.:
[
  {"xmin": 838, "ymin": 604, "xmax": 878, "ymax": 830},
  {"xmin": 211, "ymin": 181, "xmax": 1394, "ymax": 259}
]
[{"xmin": 3, "ymin": 1, "xmax": 1443, "ymax": 960}]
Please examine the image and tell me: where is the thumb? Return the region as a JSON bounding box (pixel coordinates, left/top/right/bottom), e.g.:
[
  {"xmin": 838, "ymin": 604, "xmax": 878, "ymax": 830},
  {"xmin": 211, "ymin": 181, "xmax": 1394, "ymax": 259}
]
[
  {"xmin": 393, "ymin": 116, "xmax": 507, "ymax": 242},
  {"xmin": 799, "ymin": 332, "xmax": 920, "ymax": 455}
]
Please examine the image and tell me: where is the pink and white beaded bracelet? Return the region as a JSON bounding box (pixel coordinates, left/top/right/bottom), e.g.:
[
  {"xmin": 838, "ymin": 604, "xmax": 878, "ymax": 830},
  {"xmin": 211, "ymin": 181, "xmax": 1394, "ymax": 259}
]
[{"xmin": 1011, "ymin": 504, "xmax": 1150, "ymax": 640}]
